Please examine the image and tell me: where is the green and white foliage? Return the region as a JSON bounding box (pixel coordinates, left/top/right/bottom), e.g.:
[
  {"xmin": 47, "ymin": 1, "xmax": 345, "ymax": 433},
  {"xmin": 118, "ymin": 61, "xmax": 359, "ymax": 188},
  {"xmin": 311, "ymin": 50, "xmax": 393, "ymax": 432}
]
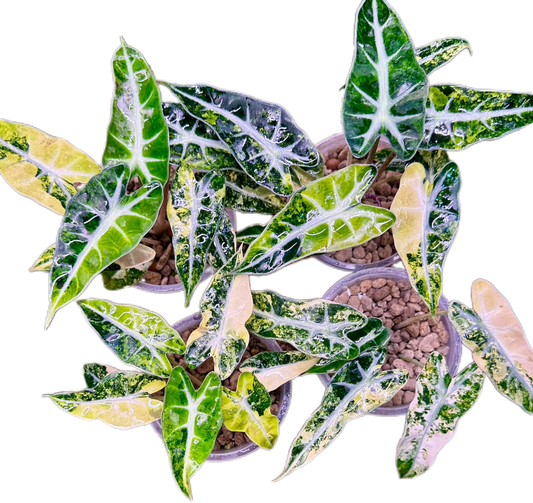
[
  {"xmin": 391, "ymin": 151, "xmax": 460, "ymax": 315},
  {"xmin": 46, "ymin": 370, "xmax": 166, "ymax": 429},
  {"xmin": 162, "ymin": 367, "xmax": 222, "ymax": 500},
  {"xmin": 101, "ymin": 243, "xmax": 155, "ymax": 290},
  {"xmin": 78, "ymin": 299, "xmax": 185, "ymax": 377},
  {"xmin": 246, "ymin": 291, "xmax": 367, "ymax": 360},
  {"xmin": 416, "ymin": 38, "xmax": 471, "ymax": 75},
  {"xmin": 46, "ymin": 164, "xmax": 163, "ymax": 326},
  {"xmin": 164, "ymin": 83, "xmax": 322, "ymax": 196},
  {"xmin": 30, "ymin": 243, "xmax": 56, "ymax": 272},
  {"xmin": 422, "ymin": 85, "xmax": 533, "ymax": 150},
  {"xmin": 396, "ymin": 352, "xmax": 484, "ymax": 478},
  {"xmin": 236, "ymin": 224, "xmax": 266, "ymax": 244},
  {"xmin": 167, "ymin": 163, "xmax": 225, "ymax": 305},
  {"xmin": 83, "ymin": 363, "xmax": 115, "ymax": 389},
  {"xmin": 343, "ymin": 0, "xmax": 428, "ymax": 160},
  {"xmin": 235, "ymin": 164, "xmax": 395, "ymax": 275},
  {"xmin": 449, "ymin": 280, "xmax": 533, "ymax": 414},
  {"xmin": 102, "ymin": 40, "xmax": 169, "ymax": 184},
  {"xmin": 277, "ymin": 349, "xmax": 408, "ymax": 480},
  {"xmin": 222, "ymin": 372, "xmax": 279, "ymax": 449},
  {"xmin": 186, "ymin": 254, "xmax": 253, "ymax": 380},
  {"xmin": 207, "ymin": 211, "xmax": 236, "ymax": 271},
  {"xmin": 0, "ymin": 120, "xmax": 101, "ymax": 214}
]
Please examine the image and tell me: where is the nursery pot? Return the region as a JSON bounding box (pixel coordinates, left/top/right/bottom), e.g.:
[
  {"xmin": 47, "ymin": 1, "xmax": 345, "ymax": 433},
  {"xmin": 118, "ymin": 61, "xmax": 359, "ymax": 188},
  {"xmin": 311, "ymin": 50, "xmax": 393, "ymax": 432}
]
[
  {"xmin": 314, "ymin": 133, "xmax": 401, "ymax": 271},
  {"xmin": 152, "ymin": 312, "xmax": 292, "ymax": 461},
  {"xmin": 319, "ymin": 267, "xmax": 462, "ymax": 416}
]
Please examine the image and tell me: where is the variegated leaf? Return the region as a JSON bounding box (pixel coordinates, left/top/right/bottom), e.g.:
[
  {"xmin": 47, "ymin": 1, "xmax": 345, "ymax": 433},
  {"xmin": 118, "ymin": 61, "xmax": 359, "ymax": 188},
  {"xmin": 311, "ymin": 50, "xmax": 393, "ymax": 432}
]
[
  {"xmin": 30, "ymin": 243, "xmax": 56, "ymax": 272},
  {"xmin": 391, "ymin": 158, "xmax": 460, "ymax": 314},
  {"xmin": 168, "ymin": 163, "xmax": 225, "ymax": 305},
  {"xmin": 222, "ymin": 372, "xmax": 279, "ymax": 449},
  {"xmin": 449, "ymin": 280, "xmax": 533, "ymax": 414},
  {"xmin": 162, "ymin": 367, "xmax": 222, "ymax": 500},
  {"xmin": 163, "ymin": 83, "xmax": 322, "ymax": 196},
  {"xmin": 422, "ymin": 85, "xmax": 533, "ymax": 150},
  {"xmin": 83, "ymin": 363, "xmax": 115, "ymax": 389},
  {"xmin": 103, "ymin": 40, "xmax": 169, "ymax": 184},
  {"xmin": 343, "ymin": 0, "xmax": 428, "ymax": 160},
  {"xmin": 246, "ymin": 291, "xmax": 367, "ymax": 360},
  {"xmin": 46, "ymin": 164, "xmax": 163, "ymax": 326},
  {"xmin": 78, "ymin": 299, "xmax": 185, "ymax": 377},
  {"xmin": 416, "ymin": 38, "xmax": 471, "ymax": 75},
  {"xmin": 101, "ymin": 243, "xmax": 155, "ymax": 290},
  {"xmin": 276, "ymin": 349, "xmax": 408, "ymax": 480},
  {"xmin": 0, "ymin": 120, "xmax": 101, "ymax": 214},
  {"xmin": 235, "ymin": 164, "xmax": 395, "ymax": 275},
  {"xmin": 236, "ymin": 224, "xmax": 266, "ymax": 244},
  {"xmin": 240, "ymin": 351, "xmax": 319, "ymax": 392},
  {"xmin": 186, "ymin": 254, "xmax": 253, "ymax": 379},
  {"xmin": 397, "ymin": 353, "xmax": 484, "ymax": 478},
  {"xmin": 46, "ymin": 370, "xmax": 166, "ymax": 429},
  {"xmin": 207, "ymin": 211, "xmax": 236, "ymax": 271}
]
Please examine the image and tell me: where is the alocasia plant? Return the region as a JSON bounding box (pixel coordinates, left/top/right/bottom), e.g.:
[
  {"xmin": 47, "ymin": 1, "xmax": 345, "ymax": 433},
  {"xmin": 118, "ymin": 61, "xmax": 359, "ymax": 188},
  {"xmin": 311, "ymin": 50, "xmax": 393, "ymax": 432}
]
[
  {"xmin": 207, "ymin": 210, "xmax": 236, "ymax": 271},
  {"xmin": 83, "ymin": 363, "xmax": 115, "ymax": 389},
  {"xmin": 236, "ymin": 224, "xmax": 266, "ymax": 244},
  {"xmin": 29, "ymin": 243, "xmax": 56, "ymax": 272},
  {"xmin": 415, "ymin": 38, "xmax": 471, "ymax": 75}
]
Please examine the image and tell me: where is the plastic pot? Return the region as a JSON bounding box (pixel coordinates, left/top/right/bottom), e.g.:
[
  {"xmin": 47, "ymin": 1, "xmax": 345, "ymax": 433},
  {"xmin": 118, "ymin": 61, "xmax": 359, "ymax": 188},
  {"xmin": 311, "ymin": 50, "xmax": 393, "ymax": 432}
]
[
  {"xmin": 152, "ymin": 312, "xmax": 292, "ymax": 461},
  {"xmin": 318, "ymin": 267, "xmax": 462, "ymax": 416}
]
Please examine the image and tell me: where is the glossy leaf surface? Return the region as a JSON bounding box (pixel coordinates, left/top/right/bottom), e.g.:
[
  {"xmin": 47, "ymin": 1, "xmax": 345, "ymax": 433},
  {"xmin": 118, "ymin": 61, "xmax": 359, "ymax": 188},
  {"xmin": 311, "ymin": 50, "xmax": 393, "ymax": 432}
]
[
  {"xmin": 207, "ymin": 211, "xmax": 236, "ymax": 271},
  {"xmin": 416, "ymin": 38, "xmax": 471, "ymax": 75},
  {"xmin": 83, "ymin": 363, "xmax": 114, "ymax": 389},
  {"xmin": 236, "ymin": 224, "xmax": 266, "ymax": 244},
  {"xmin": 397, "ymin": 353, "xmax": 484, "ymax": 478}
]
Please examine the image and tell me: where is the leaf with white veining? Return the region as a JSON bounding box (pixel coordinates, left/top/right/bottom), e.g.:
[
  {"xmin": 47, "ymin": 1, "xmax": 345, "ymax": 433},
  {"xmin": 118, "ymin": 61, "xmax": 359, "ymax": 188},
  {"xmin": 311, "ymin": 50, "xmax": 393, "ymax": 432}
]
[
  {"xmin": 101, "ymin": 243, "xmax": 155, "ymax": 290},
  {"xmin": 30, "ymin": 243, "xmax": 56, "ymax": 272},
  {"xmin": 416, "ymin": 38, "xmax": 471, "ymax": 75},
  {"xmin": 236, "ymin": 224, "xmax": 266, "ymax": 244},
  {"xmin": 207, "ymin": 211, "xmax": 236, "ymax": 271},
  {"xmin": 83, "ymin": 363, "xmax": 116, "ymax": 389}
]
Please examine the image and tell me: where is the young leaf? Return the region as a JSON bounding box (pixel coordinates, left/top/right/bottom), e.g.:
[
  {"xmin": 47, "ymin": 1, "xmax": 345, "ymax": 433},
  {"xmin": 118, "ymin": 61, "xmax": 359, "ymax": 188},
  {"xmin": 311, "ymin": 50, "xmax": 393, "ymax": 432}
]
[
  {"xmin": 78, "ymin": 299, "xmax": 185, "ymax": 377},
  {"xmin": 276, "ymin": 349, "xmax": 408, "ymax": 480},
  {"xmin": 416, "ymin": 38, "xmax": 471, "ymax": 75},
  {"xmin": 83, "ymin": 363, "xmax": 115, "ymax": 389},
  {"xmin": 236, "ymin": 224, "xmax": 266, "ymax": 244},
  {"xmin": 207, "ymin": 211, "xmax": 236, "ymax": 271},
  {"xmin": 163, "ymin": 83, "xmax": 322, "ymax": 196},
  {"xmin": 246, "ymin": 291, "xmax": 367, "ymax": 360},
  {"xmin": 30, "ymin": 243, "xmax": 56, "ymax": 272},
  {"xmin": 0, "ymin": 119, "xmax": 101, "ymax": 214},
  {"xmin": 391, "ymin": 158, "xmax": 460, "ymax": 314},
  {"xmin": 222, "ymin": 372, "xmax": 279, "ymax": 449},
  {"xmin": 235, "ymin": 164, "xmax": 395, "ymax": 275},
  {"xmin": 103, "ymin": 40, "xmax": 169, "ymax": 184},
  {"xmin": 396, "ymin": 353, "xmax": 484, "ymax": 479},
  {"xmin": 46, "ymin": 164, "xmax": 163, "ymax": 326},
  {"xmin": 46, "ymin": 370, "xmax": 166, "ymax": 429},
  {"xmin": 162, "ymin": 367, "xmax": 222, "ymax": 500},
  {"xmin": 101, "ymin": 243, "xmax": 155, "ymax": 290},
  {"xmin": 422, "ymin": 85, "xmax": 533, "ymax": 150},
  {"xmin": 186, "ymin": 254, "xmax": 253, "ymax": 380},
  {"xmin": 343, "ymin": 0, "xmax": 428, "ymax": 160},
  {"xmin": 168, "ymin": 163, "xmax": 225, "ymax": 305},
  {"xmin": 449, "ymin": 280, "xmax": 533, "ymax": 414}
]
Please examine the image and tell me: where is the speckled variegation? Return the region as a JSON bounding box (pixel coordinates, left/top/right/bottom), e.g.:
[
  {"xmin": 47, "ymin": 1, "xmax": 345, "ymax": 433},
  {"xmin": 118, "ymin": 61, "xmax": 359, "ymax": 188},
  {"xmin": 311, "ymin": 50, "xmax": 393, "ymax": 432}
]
[
  {"xmin": 101, "ymin": 243, "xmax": 155, "ymax": 290},
  {"xmin": 0, "ymin": 120, "xmax": 101, "ymax": 214},
  {"xmin": 30, "ymin": 243, "xmax": 56, "ymax": 272},
  {"xmin": 83, "ymin": 363, "xmax": 114, "ymax": 389},
  {"xmin": 422, "ymin": 85, "xmax": 533, "ymax": 150},
  {"xmin": 222, "ymin": 372, "xmax": 279, "ymax": 449},
  {"xmin": 449, "ymin": 280, "xmax": 533, "ymax": 414},
  {"xmin": 207, "ymin": 211, "xmax": 236, "ymax": 271},
  {"xmin": 396, "ymin": 352, "xmax": 484, "ymax": 478},
  {"xmin": 102, "ymin": 40, "xmax": 169, "ymax": 184},
  {"xmin": 236, "ymin": 224, "xmax": 266, "ymax": 245},
  {"xmin": 246, "ymin": 291, "xmax": 367, "ymax": 360},
  {"xmin": 343, "ymin": 0, "xmax": 428, "ymax": 160},
  {"xmin": 277, "ymin": 349, "xmax": 408, "ymax": 480},
  {"xmin": 162, "ymin": 367, "xmax": 222, "ymax": 500},
  {"xmin": 46, "ymin": 164, "xmax": 163, "ymax": 326},
  {"xmin": 46, "ymin": 370, "xmax": 166, "ymax": 429},
  {"xmin": 163, "ymin": 83, "xmax": 322, "ymax": 196},
  {"xmin": 391, "ymin": 156, "xmax": 460, "ymax": 314},
  {"xmin": 416, "ymin": 38, "xmax": 471, "ymax": 75},
  {"xmin": 78, "ymin": 299, "xmax": 185, "ymax": 377},
  {"xmin": 167, "ymin": 163, "xmax": 225, "ymax": 305},
  {"xmin": 235, "ymin": 164, "xmax": 395, "ymax": 275}
]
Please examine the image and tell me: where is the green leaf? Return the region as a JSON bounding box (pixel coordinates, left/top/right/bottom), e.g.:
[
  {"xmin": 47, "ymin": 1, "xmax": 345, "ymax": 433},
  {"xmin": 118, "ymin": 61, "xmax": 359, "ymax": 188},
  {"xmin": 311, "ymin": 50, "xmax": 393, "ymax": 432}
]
[
  {"xmin": 235, "ymin": 164, "xmax": 395, "ymax": 275},
  {"xmin": 78, "ymin": 299, "xmax": 185, "ymax": 377},
  {"xmin": 343, "ymin": 0, "xmax": 428, "ymax": 160},
  {"xmin": 162, "ymin": 367, "xmax": 222, "ymax": 500},
  {"xmin": 222, "ymin": 372, "xmax": 279, "ymax": 449},
  {"xmin": 0, "ymin": 119, "xmax": 101, "ymax": 214},
  {"xmin": 46, "ymin": 370, "xmax": 166, "ymax": 429},
  {"xmin": 186, "ymin": 254, "xmax": 253, "ymax": 380},
  {"xmin": 276, "ymin": 349, "xmax": 408, "ymax": 480},
  {"xmin": 83, "ymin": 363, "xmax": 115, "ymax": 389},
  {"xmin": 101, "ymin": 244, "xmax": 155, "ymax": 290},
  {"xmin": 163, "ymin": 83, "xmax": 322, "ymax": 196},
  {"xmin": 246, "ymin": 291, "xmax": 367, "ymax": 360},
  {"xmin": 416, "ymin": 38, "xmax": 471, "ymax": 75},
  {"xmin": 46, "ymin": 164, "xmax": 163, "ymax": 326},
  {"xmin": 391, "ymin": 156, "xmax": 460, "ymax": 314},
  {"xmin": 397, "ymin": 353, "xmax": 484, "ymax": 479},
  {"xmin": 449, "ymin": 280, "xmax": 533, "ymax": 414},
  {"xmin": 30, "ymin": 243, "xmax": 56, "ymax": 272},
  {"xmin": 103, "ymin": 40, "xmax": 169, "ymax": 184},
  {"xmin": 422, "ymin": 85, "xmax": 533, "ymax": 150},
  {"xmin": 207, "ymin": 211, "xmax": 236, "ymax": 271},
  {"xmin": 168, "ymin": 163, "xmax": 225, "ymax": 305},
  {"xmin": 236, "ymin": 224, "xmax": 266, "ymax": 244}
]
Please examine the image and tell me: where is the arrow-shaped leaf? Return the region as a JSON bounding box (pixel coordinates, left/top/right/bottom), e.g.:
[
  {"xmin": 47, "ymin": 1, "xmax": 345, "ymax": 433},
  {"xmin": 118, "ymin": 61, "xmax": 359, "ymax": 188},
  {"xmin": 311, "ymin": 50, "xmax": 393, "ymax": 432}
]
[{"xmin": 416, "ymin": 38, "xmax": 471, "ymax": 75}]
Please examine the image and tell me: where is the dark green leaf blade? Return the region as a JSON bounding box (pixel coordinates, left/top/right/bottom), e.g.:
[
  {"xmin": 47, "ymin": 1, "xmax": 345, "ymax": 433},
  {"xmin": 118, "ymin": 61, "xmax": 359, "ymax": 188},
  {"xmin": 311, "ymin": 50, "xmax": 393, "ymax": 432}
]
[{"xmin": 416, "ymin": 38, "xmax": 471, "ymax": 75}]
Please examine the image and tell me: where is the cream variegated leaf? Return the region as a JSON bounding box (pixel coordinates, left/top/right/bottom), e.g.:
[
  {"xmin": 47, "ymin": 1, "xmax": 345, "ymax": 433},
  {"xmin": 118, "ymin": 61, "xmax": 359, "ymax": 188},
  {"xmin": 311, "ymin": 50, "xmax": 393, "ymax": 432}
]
[
  {"xmin": 101, "ymin": 243, "xmax": 155, "ymax": 290},
  {"xmin": 416, "ymin": 38, "xmax": 471, "ymax": 75},
  {"xmin": 30, "ymin": 243, "xmax": 56, "ymax": 272},
  {"xmin": 207, "ymin": 211, "xmax": 236, "ymax": 271}
]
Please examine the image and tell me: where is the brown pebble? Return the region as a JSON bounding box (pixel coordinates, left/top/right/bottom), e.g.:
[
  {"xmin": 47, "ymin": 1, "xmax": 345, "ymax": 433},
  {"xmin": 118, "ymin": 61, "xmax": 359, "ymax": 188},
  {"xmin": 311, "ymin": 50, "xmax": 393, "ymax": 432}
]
[
  {"xmin": 156, "ymin": 244, "xmax": 173, "ymax": 271},
  {"xmin": 326, "ymin": 159, "xmax": 340, "ymax": 171},
  {"xmin": 144, "ymin": 271, "xmax": 162, "ymax": 284},
  {"xmin": 403, "ymin": 391, "xmax": 415, "ymax": 404}
]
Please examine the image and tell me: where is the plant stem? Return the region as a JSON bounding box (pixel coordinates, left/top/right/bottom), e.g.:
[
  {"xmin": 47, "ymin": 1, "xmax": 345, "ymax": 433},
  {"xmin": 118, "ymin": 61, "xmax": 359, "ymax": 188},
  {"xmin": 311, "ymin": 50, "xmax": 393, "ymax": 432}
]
[
  {"xmin": 371, "ymin": 173, "xmax": 403, "ymax": 191},
  {"xmin": 365, "ymin": 137, "xmax": 380, "ymax": 165},
  {"xmin": 393, "ymin": 310, "xmax": 448, "ymax": 331},
  {"xmin": 398, "ymin": 355, "xmax": 424, "ymax": 369},
  {"xmin": 371, "ymin": 151, "xmax": 396, "ymax": 188}
]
